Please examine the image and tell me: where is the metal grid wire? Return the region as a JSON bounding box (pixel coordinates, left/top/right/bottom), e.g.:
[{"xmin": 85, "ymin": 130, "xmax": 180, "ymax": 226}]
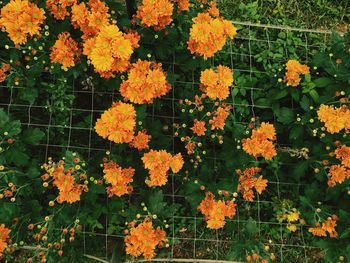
[{"xmin": 0, "ymin": 22, "xmax": 333, "ymax": 262}]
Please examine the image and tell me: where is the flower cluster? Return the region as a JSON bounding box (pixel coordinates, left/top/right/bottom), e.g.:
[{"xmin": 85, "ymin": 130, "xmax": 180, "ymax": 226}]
[
  {"xmin": 200, "ymin": 65, "xmax": 233, "ymax": 100},
  {"xmin": 308, "ymin": 215, "xmax": 338, "ymax": 238},
  {"xmin": 50, "ymin": 32, "xmax": 80, "ymax": 68},
  {"xmin": 274, "ymin": 199, "xmax": 305, "ymax": 233},
  {"xmin": 84, "ymin": 25, "xmax": 136, "ymax": 77},
  {"xmin": 327, "ymin": 145, "xmax": 350, "ymax": 187},
  {"xmin": 27, "ymin": 220, "xmax": 82, "ymax": 259},
  {"xmin": 0, "ymin": 64, "xmax": 10, "ymax": 83},
  {"xmin": 317, "ymin": 104, "xmax": 350, "ymax": 134},
  {"xmin": 41, "ymin": 156, "xmax": 88, "ymax": 204},
  {"xmin": 0, "ymin": 0, "xmax": 46, "ymax": 45},
  {"xmin": 236, "ymin": 167, "xmax": 268, "ymax": 201},
  {"xmin": 0, "ymin": 224, "xmax": 10, "ymax": 258},
  {"xmin": 103, "ymin": 160, "xmax": 134, "ymax": 197},
  {"xmin": 142, "ymin": 150, "xmax": 184, "ymax": 187},
  {"xmin": 46, "ymin": 0, "xmax": 76, "ymax": 20},
  {"xmin": 71, "ymin": 0, "xmax": 109, "ymax": 39},
  {"xmin": 188, "ymin": 12, "xmax": 237, "ymax": 59},
  {"xmin": 135, "ymin": 0, "xmax": 174, "ymax": 30},
  {"xmin": 242, "ymin": 122, "xmax": 277, "ymax": 160},
  {"xmin": 198, "ymin": 192, "xmax": 236, "ymax": 229},
  {"xmin": 246, "ymin": 253, "xmax": 272, "ymax": 263},
  {"xmin": 124, "ymin": 218, "xmax": 166, "ymax": 259},
  {"xmin": 210, "ymin": 105, "xmax": 231, "ymax": 130},
  {"xmin": 95, "ymin": 102, "xmax": 136, "ymax": 143},
  {"xmin": 130, "ymin": 130, "xmax": 151, "ymax": 151},
  {"xmin": 282, "ymin": 209, "xmax": 303, "ymax": 232},
  {"xmin": 284, "ymin": 59, "xmax": 310, "ymax": 86},
  {"xmin": 120, "ymin": 60, "xmax": 171, "ymax": 104},
  {"xmin": 0, "ymin": 181, "xmax": 17, "ymax": 202}
]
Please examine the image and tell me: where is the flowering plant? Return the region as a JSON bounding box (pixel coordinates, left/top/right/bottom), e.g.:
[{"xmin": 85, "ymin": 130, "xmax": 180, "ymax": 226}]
[{"xmin": 0, "ymin": 0, "xmax": 350, "ymax": 262}]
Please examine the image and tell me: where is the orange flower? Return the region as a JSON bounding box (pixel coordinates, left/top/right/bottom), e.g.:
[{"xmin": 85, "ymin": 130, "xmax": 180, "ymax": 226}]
[
  {"xmin": 52, "ymin": 166, "xmax": 83, "ymax": 204},
  {"xmin": 50, "ymin": 32, "xmax": 80, "ymax": 68},
  {"xmin": 188, "ymin": 12, "xmax": 237, "ymax": 59},
  {"xmin": 0, "ymin": 0, "xmax": 45, "ymax": 45},
  {"xmin": 124, "ymin": 30, "xmax": 141, "ymax": 49},
  {"xmin": 200, "ymin": 65, "xmax": 233, "ymax": 100},
  {"xmin": 84, "ymin": 24, "xmax": 135, "ymax": 77},
  {"xmin": 71, "ymin": 2, "xmax": 89, "ymax": 29},
  {"xmin": 185, "ymin": 141, "xmax": 196, "ymax": 155},
  {"xmin": 46, "ymin": 0, "xmax": 77, "ymax": 20},
  {"xmin": 191, "ymin": 119, "xmax": 207, "ymax": 136},
  {"xmin": 125, "ymin": 218, "xmax": 166, "ymax": 259},
  {"xmin": 41, "ymin": 157, "xmax": 87, "ymax": 204},
  {"xmin": 130, "ymin": 130, "xmax": 151, "ymax": 150},
  {"xmin": 198, "ymin": 192, "xmax": 236, "ymax": 229},
  {"xmin": 242, "ymin": 122, "xmax": 277, "ymax": 160},
  {"xmin": 120, "ymin": 60, "xmax": 171, "ymax": 104},
  {"xmin": 142, "ymin": 150, "xmax": 184, "ymax": 187},
  {"xmin": 308, "ymin": 223, "xmax": 327, "ymax": 237},
  {"xmin": 169, "ymin": 153, "xmax": 185, "ymax": 173},
  {"xmin": 57, "ymin": 186, "xmax": 82, "ymax": 204},
  {"xmin": 236, "ymin": 167, "xmax": 267, "ymax": 201},
  {"xmin": 136, "ymin": 0, "xmax": 174, "ymax": 30},
  {"xmin": 0, "ymin": 224, "xmax": 11, "ymax": 257},
  {"xmin": 172, "ymin": 0, "xmax": 191, "ymax": 12},
  {"xmin": 322, "ymin": 216, "xmax": 338, "ymax": 238},
  {"xmin": 284, "ymin": 60, "xmax": 310, "ymax": 87},
  {"xmin": 103, "ymin": 160, "xmax": 134, "ymax": 197},
  {"xmin": 317, "ymin": 104, "xmax": 350, "ymax": 134},
  {"xmin": 327, "ymin": 165, "xmax": 350, "ymax": 187},
  {"xmin": 210, "ymin": 106, "xmax": 231, "ymax": 130},
  {"xmin": 309, "ymin": 216, "xmax": 338, "ymax": 238},
  {"xmin": 95, "ymin": 102, "xmax": 136, "ymax": 143},
  {"xmin": 53, "ymin": 168, "xmax": 75, "ymax": 192},
  {"xmin": 335, "ymin": 145, "xmax": 350, "ymax": 168},
  {"xmin": 71, "ymin": 0, "xmax": 110, "ymax": 39},
  {"xmin": 0, "ymin": 64, "xmax": 10, "ymax": 83},
  {"xmin": 208, "ymin": 1, "xmax": 219, "ymax": 17}
]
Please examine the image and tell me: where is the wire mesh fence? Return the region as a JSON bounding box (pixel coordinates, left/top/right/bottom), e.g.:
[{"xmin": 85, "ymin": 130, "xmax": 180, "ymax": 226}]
[{"xmin": 0, "ymin": 21, "xmax": 333, "ymax": 262}]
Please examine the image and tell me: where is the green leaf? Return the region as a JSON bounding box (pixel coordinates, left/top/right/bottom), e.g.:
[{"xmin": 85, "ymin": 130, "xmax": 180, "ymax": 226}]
[
  {"xmin": 245, "ymin": 218, "xmax": 258, "ymax": 236},
  {"xmin": 290, "ymin": 88, "xmax": 300, "ymax": 101},
  {"xmin": 3, "ymin": 120, "xmax": 21, "ymax": 136},
  {"xmin": 300, "ymin": 96, "xmax": 310, "ymax": 111},
  {"xmin": 304, "ymin": 74, "xmax": 311, "ymax": 82},
  {"xmin": 275, "ymin": 107, "xmax": 294, "ymax": 124},
  {"xmin": 314, "ymin": 77, "xmax": 333, "ymax": 88},
  {"xmin": 289, "ymin": 126, "xmax": 303, "ymax": 141},
  {"xmin": 22, "ymin": 128, "xmax": 45, "ymax": 145},
  {"xmin": 0, "ymin": 109, "xmax": 9, "ymax": 126},
  {"xmin": 148, "ymin": 190, "xmax": 166, "ymax": 215},
  {"xmin": 136, "ymin": 105, "xmax": 148, "ymax": 120},
  {"xmin": 274, "ymin": 90, "xmax": 288, "ymax": 100},
  {"xmin": 340, "ymin": 227, "xmax": 350, "ymax": 239},
  {"xmin": 19, "ymin": 88, "xmax": 38, "ymax": 104},
  {"xmin": 309, "ymin": 89, "xmax": 319, "ymax": 102},
  {"xmin": 240, "ymin": 88, "xmax": 246, "ymax": 96},
  {"xmin": 5, "ymin": 146, "xmax": 29, "ymax": 166},
  {"xmin": 292, "ymin": 160, "xmax": 309, "ymax": 181},
  {"xmin": 232, "ymin": 87, "xmax": 239, "ymax": 97}
]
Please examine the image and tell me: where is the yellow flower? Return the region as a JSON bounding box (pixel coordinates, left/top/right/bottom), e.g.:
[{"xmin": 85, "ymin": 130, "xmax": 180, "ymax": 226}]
[
  {"xmin": 287, "ymin": 211, "xmax": 300, "ymax": 222},
  {"xmin": 287, "ymin": 224, "xmax": 297, "ymax": 232}
]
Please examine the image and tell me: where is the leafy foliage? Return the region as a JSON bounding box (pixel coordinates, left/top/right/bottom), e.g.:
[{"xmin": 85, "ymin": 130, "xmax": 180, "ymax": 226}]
[{"xmin": 0, "ymin": 0, "xmax": 350, "ymax": 262}]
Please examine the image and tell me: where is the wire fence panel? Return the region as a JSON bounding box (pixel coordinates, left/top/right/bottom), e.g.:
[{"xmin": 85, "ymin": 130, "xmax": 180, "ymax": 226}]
[{"xmin": 0, "ymin": 21, "xmax": 333, "ymax": 262}]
